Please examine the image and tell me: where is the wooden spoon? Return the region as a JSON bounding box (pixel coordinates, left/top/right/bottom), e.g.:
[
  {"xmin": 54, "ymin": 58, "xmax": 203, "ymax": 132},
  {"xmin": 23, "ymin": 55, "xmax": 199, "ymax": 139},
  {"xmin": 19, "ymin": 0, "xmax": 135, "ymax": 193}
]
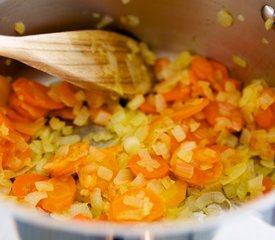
[{"xmin": 0, "ymin": 30, "xmax": 153, "ymax": 96}]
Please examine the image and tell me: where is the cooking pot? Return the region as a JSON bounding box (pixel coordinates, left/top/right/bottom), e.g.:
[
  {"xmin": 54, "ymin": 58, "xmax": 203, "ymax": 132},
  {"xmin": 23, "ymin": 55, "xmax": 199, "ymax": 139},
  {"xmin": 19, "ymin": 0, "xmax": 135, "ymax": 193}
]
[{"xmin": 0, "ymin": 0, "xmax": 275, "ymax": 239}]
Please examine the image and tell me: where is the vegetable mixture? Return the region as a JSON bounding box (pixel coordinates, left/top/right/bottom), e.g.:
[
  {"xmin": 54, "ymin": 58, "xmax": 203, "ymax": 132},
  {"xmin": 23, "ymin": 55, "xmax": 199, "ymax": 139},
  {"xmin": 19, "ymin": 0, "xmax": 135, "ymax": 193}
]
[{"xmin": 0, "ymin": 52, "xmax": 274, "ymax": 222}]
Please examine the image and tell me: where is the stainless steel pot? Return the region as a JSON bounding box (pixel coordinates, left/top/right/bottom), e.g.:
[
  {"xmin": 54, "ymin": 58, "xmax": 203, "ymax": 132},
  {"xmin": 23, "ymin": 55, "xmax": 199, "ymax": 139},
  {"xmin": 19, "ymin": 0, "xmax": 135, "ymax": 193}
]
[{"xmin": 0, "ymin": 0, "xmax": 275, "ymax": 239}]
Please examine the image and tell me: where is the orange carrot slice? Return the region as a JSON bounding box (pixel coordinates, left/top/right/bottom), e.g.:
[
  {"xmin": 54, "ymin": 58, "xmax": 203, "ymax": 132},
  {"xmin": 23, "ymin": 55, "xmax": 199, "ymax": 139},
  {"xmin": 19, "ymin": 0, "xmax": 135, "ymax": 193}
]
[
  {"xmin": 12, "ymin": 78, "xmax": 64, "ymax": 110},
  {"xmin": 9, "ymin": 93, "xmax": 49, "ymax": 120},
  {"xmin": 40, "ymin": 176, "xmax": 76, "ymax": 213},
  {"xmin": 154, "ymin": 57, "xmax": 170, "ymax": 77},
  {"xmin": 44, "ymin": 141, "xmax": 89, "ymax": 177},
  {"xmin": 50, "ymin": 107, "xmax": 75, "ymax": 120},
  {"xmin": 170, "ymin": 145, "xmax": 223, "ymax": 186},
  {"xmin": 49, "ymin": 82, "xmax": 81, "ymax": 108},
  {"xmin": 169, "ymin": 98, "xmax": 209, "ymax": 121},
  {"xmin": 139, "ymin": 101, "xmax": 157, "ymax": 114},
  {"xmin": 12, "ymin": 118, "xmax": 45, "ymax": 136},
  {"xmin": 0, "ymin": 75, "xmax": 11, "ymax": 106},
  {"xmin": 109, "ymin": 188, "xmax": 165, "ymax": 222},
  {"xmin": 129, "ymin": 154, "xmax": 170, "ymax": 179},
  {"xmin": 191, "ymin": 56, "xmax": 214, "ymax": 81},
  {"xmin": 162, "ymin": 86, "xmax": 190, "ymax": 102},
  {"xmin": 254, "ymin": 106, "xmax": 275, "ymax": 129},
  {"xmin": 12, "ymin": 173, "xmax": 49, "ymax": 199}
]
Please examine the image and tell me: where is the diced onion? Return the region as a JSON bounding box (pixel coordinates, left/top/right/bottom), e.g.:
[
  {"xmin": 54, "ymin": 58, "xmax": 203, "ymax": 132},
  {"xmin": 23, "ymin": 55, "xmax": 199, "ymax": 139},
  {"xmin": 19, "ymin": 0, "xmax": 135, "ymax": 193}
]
[
  {"xmin": 127, "ymin": 95, "xmax": 145, "ymax": 110},
  {"xmin": 24, "ymin": 191, "xmax": 47, "ymax": 207},
  {"xmin": 216, "ymin": 9, "xmax": 233, "ymax": 27},
  {"xmin": 195, "ymin": 192, "xmax": 228, "ymax": 209}
]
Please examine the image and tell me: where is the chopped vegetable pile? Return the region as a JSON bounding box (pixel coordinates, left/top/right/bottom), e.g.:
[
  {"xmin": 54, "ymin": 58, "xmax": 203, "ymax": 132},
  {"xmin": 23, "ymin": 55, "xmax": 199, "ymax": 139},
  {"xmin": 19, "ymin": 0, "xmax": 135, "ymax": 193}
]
[{"xmin": 0, "ymin": 52, "xmax": 275, "ymax": 222}]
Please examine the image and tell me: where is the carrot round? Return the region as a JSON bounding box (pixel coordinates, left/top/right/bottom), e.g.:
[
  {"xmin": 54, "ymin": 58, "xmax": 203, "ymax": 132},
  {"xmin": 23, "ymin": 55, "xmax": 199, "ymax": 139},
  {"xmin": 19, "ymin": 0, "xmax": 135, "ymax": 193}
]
[
  {"xmin": 50, "ymin": 107, "xmax": 75, "ymax": 120},
  {"xmin": 169, "ymin": 98, "xmax": 209, "ymax": 121},
  {"xmin": 12, "ymin": 173, "xmax": 49, "ymax": 199},
  {"xmin": 12, "ymin": 118, "xmax": 45, "ymax": 136},
  {"xmin": 209, "ymin": 60, "xmax": 229, "ymax": 80},
  {"xmin": 49, "ymin": 82, "xmax": 81, "ymax": 108},
  {"xmin": 204, "ymin": 101, "xmax": 220, "ymax": 126},
  {"xmin": 0, "ymin": 75, "xmax": 11, "ymax": 106},
  {"xmin": 109, "ymin": 188, "xmax": 165, "ymax": 222},
  {"xmin": 40, "ymin": 176, "xmax": 76, "ymax": 213},
  {"xmin": 263, "ymin": 177, "xmax": 273, "ymax": 194},
  {"xmin": 129, "ymin": 154, "xmax": 170, "ymax": 179},
  {"xmin": 12, "ymin": 78, "xmax": 64, "ymax": 110},
  {"xmin": 170, "ymin": 145, "xmax": 223, "ymax": 186},
  {"xmin": 44, "ymin": 142, "xmax": 89, "ymax": 177},
  {"xmin": 162, "ymin": 86, "xmax": 190, "ymax": 102},
  {"xmin": 254, "ymin": 106, "xmax": 275, "ymax": 129},
  {"xmin": 154, "ymin": 57, "xmax": 170, "ymax": 77},
  {"xmin": 191, "ymin": 56, "xmax": 214, "ymax": 81},
  {"xmin": 9, "ymin": 93, "xmax": 49, "ymax": 120},
  {"xmin": 139, "ymin": 101, "xmax": 157, "ymax": 114}
]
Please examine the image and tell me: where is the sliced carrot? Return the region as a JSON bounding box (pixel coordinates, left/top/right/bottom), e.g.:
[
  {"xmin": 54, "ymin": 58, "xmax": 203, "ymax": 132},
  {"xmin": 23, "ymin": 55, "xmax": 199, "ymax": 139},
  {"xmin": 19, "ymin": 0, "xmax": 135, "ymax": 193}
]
[
  {"xmin": 9, "ymin": 93, "xmax": 49, "ymax": 120},
  {"xmin": 162, "ymin": 86, "xmax": 190, "ymax": 102},
  {"xmin": 12, "ymin": 78, "xmax": 64, "ymax": 110},
  {"xmin": 0, "ymin": 106, "xmax": 28, "ymax": 122},
  {"xmin": 192, "ymin": 146, "xmax": 220, "ymax": 164},
  {"xmin": 210, "ymin": 60, "xmax": 229, "ymax": 80},
  {"xmin": 254, "ymin": 106, "xmax": 275, "ymax": 129},
  {"xmin": 169, "ymin": 98, "xmax": 209, "ymax": 121},
  {"xmin": 154, "ymin": 57, "xmax": 170, "ymax": 77},
  {"xmin": 0, "ymin": 75, "xmax": 11, "ymax": 106},
  {"xmin": 263, "ymin": 177, "xmax": 273, "ymax": 194},
  {"xmin": 191, "ymin": 56, "xmax": 214, "ymax": 81},
  {"xmin": 72, "ymin": 214, "xmax": 92, "ymax": 221},
  {"xmin": 50, "ymin": 107, "xmax": 75, "ymax": 120},
  {"xmin": 143, "ymin": 116, "xmax": 165, "ymax": 144},
  {"xmin": 109, "ymin": 188, "xmax": 165, "ymax": 222},
  {"xmin": 49, "ymin": 82, "xmax": 81, "ymax": 108},
  {"xmin": 0, "ymin": 110, "xmax": 14, "ymax": 129},
  {"xmin": 2, "ymin": 144, "xmax": 31, "ymax": 171},
  {"xmin": 40, "ymin": 176, "xmax": 76, "ymax": 213},
  {"xmin": 85, "ymin": 90, "xmax": 109, "ymax": 108},
  {"xmin": 162, "ymin": 180, "xmax": 187, "ymax": 208},
  {"xmin": 230, "ymin": 108, "xmax": 244, "ymax": 132},
  {"xmin": 129, "ymin": 154, "xmax": 169, "ymax": 179},
  {"xmin": 170, "ymin": 145, "xmax": 223, "ymax": 186},
  {"xmin": 44, "ymin": 141, "xmax": 89, "ymax": 177},
  {"xmin": 78, "ymin": 145, "xmax": 120, "ymax": 191},
  {"xmin": 204, "ymin": 101, "xmax": 220, "ymax": 125},
  {"xmin": 187, "ymin": 124, "xmax": 218, "ymax": 146},
  {"xmin": 171, "ymin": 160, "xmax": 223, "ymax": 186},
  {"xmin": 139, "ymin": 100, "xmax": 157, "ymax": 114},
  {"xmin": 12, "ymin": 118, "xmax": 45, "ymax": 136},
  {"xmin": 223, "ymin": 78, "xmax": 241, "ymax": 90},
  {"xmin": 204, "ymin": 101, "xmax": 244, "ymax": 132},
  {"xmin": 12, "ymin": 173, "xmax": 49, "ymax": 199},
  {"xmin": 0, "ymin": 118, "xmax": 31, "ymax": 171}
]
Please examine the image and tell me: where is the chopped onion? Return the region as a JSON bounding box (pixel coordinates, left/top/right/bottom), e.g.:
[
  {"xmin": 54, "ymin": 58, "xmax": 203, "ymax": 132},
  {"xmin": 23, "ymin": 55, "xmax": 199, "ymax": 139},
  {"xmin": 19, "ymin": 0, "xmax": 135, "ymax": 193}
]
[
  {"xmin": 14, "ymin": 21, "xmax": 26, "ymax": 35},
  {"xmin": 232, "ymin": 55, "xmax": 247, "ymax": 68},
  {"xmin": 24, "ymin": 191, "xmax": 47, "ymax": 207},
  {"xmin": 68, "ymin": 203, "xmax": 92, "ymax": 218},
  {"xmin": 35, "ymin": 181, "xmax": 54, "ymax": 192},
  {"xmin": 97, "ymin": 166, "xmax": 113, "ymax": 181},
  {"xmin": 216, "ymin": 9, "xmax": 233, "ymax": 27},
  {"xmin": 127, "ymin": 94, "xmax": 145, "ymax": 110},
  {"xmin": 171, "ymin": 125, "xmax": 186, "ymax": 142},
  {"xmin": 195, "ymin": 192, "xmax": 227, "ymax": 209}
]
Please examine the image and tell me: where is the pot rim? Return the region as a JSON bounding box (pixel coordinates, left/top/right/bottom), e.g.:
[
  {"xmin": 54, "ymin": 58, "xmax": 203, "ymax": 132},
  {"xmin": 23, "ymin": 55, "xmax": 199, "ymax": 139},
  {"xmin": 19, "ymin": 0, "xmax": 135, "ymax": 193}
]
[{"xmin": 1, "ymin": 190, "xmax": 275, "ymax": 237}]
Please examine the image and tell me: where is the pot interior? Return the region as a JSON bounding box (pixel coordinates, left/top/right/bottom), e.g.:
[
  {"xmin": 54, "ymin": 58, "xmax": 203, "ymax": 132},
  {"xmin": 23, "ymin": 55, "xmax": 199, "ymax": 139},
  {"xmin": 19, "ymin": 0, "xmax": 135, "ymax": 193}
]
[{"xmin": 0, "ymin": 0, "xmax": 274, "ymax": 86}]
